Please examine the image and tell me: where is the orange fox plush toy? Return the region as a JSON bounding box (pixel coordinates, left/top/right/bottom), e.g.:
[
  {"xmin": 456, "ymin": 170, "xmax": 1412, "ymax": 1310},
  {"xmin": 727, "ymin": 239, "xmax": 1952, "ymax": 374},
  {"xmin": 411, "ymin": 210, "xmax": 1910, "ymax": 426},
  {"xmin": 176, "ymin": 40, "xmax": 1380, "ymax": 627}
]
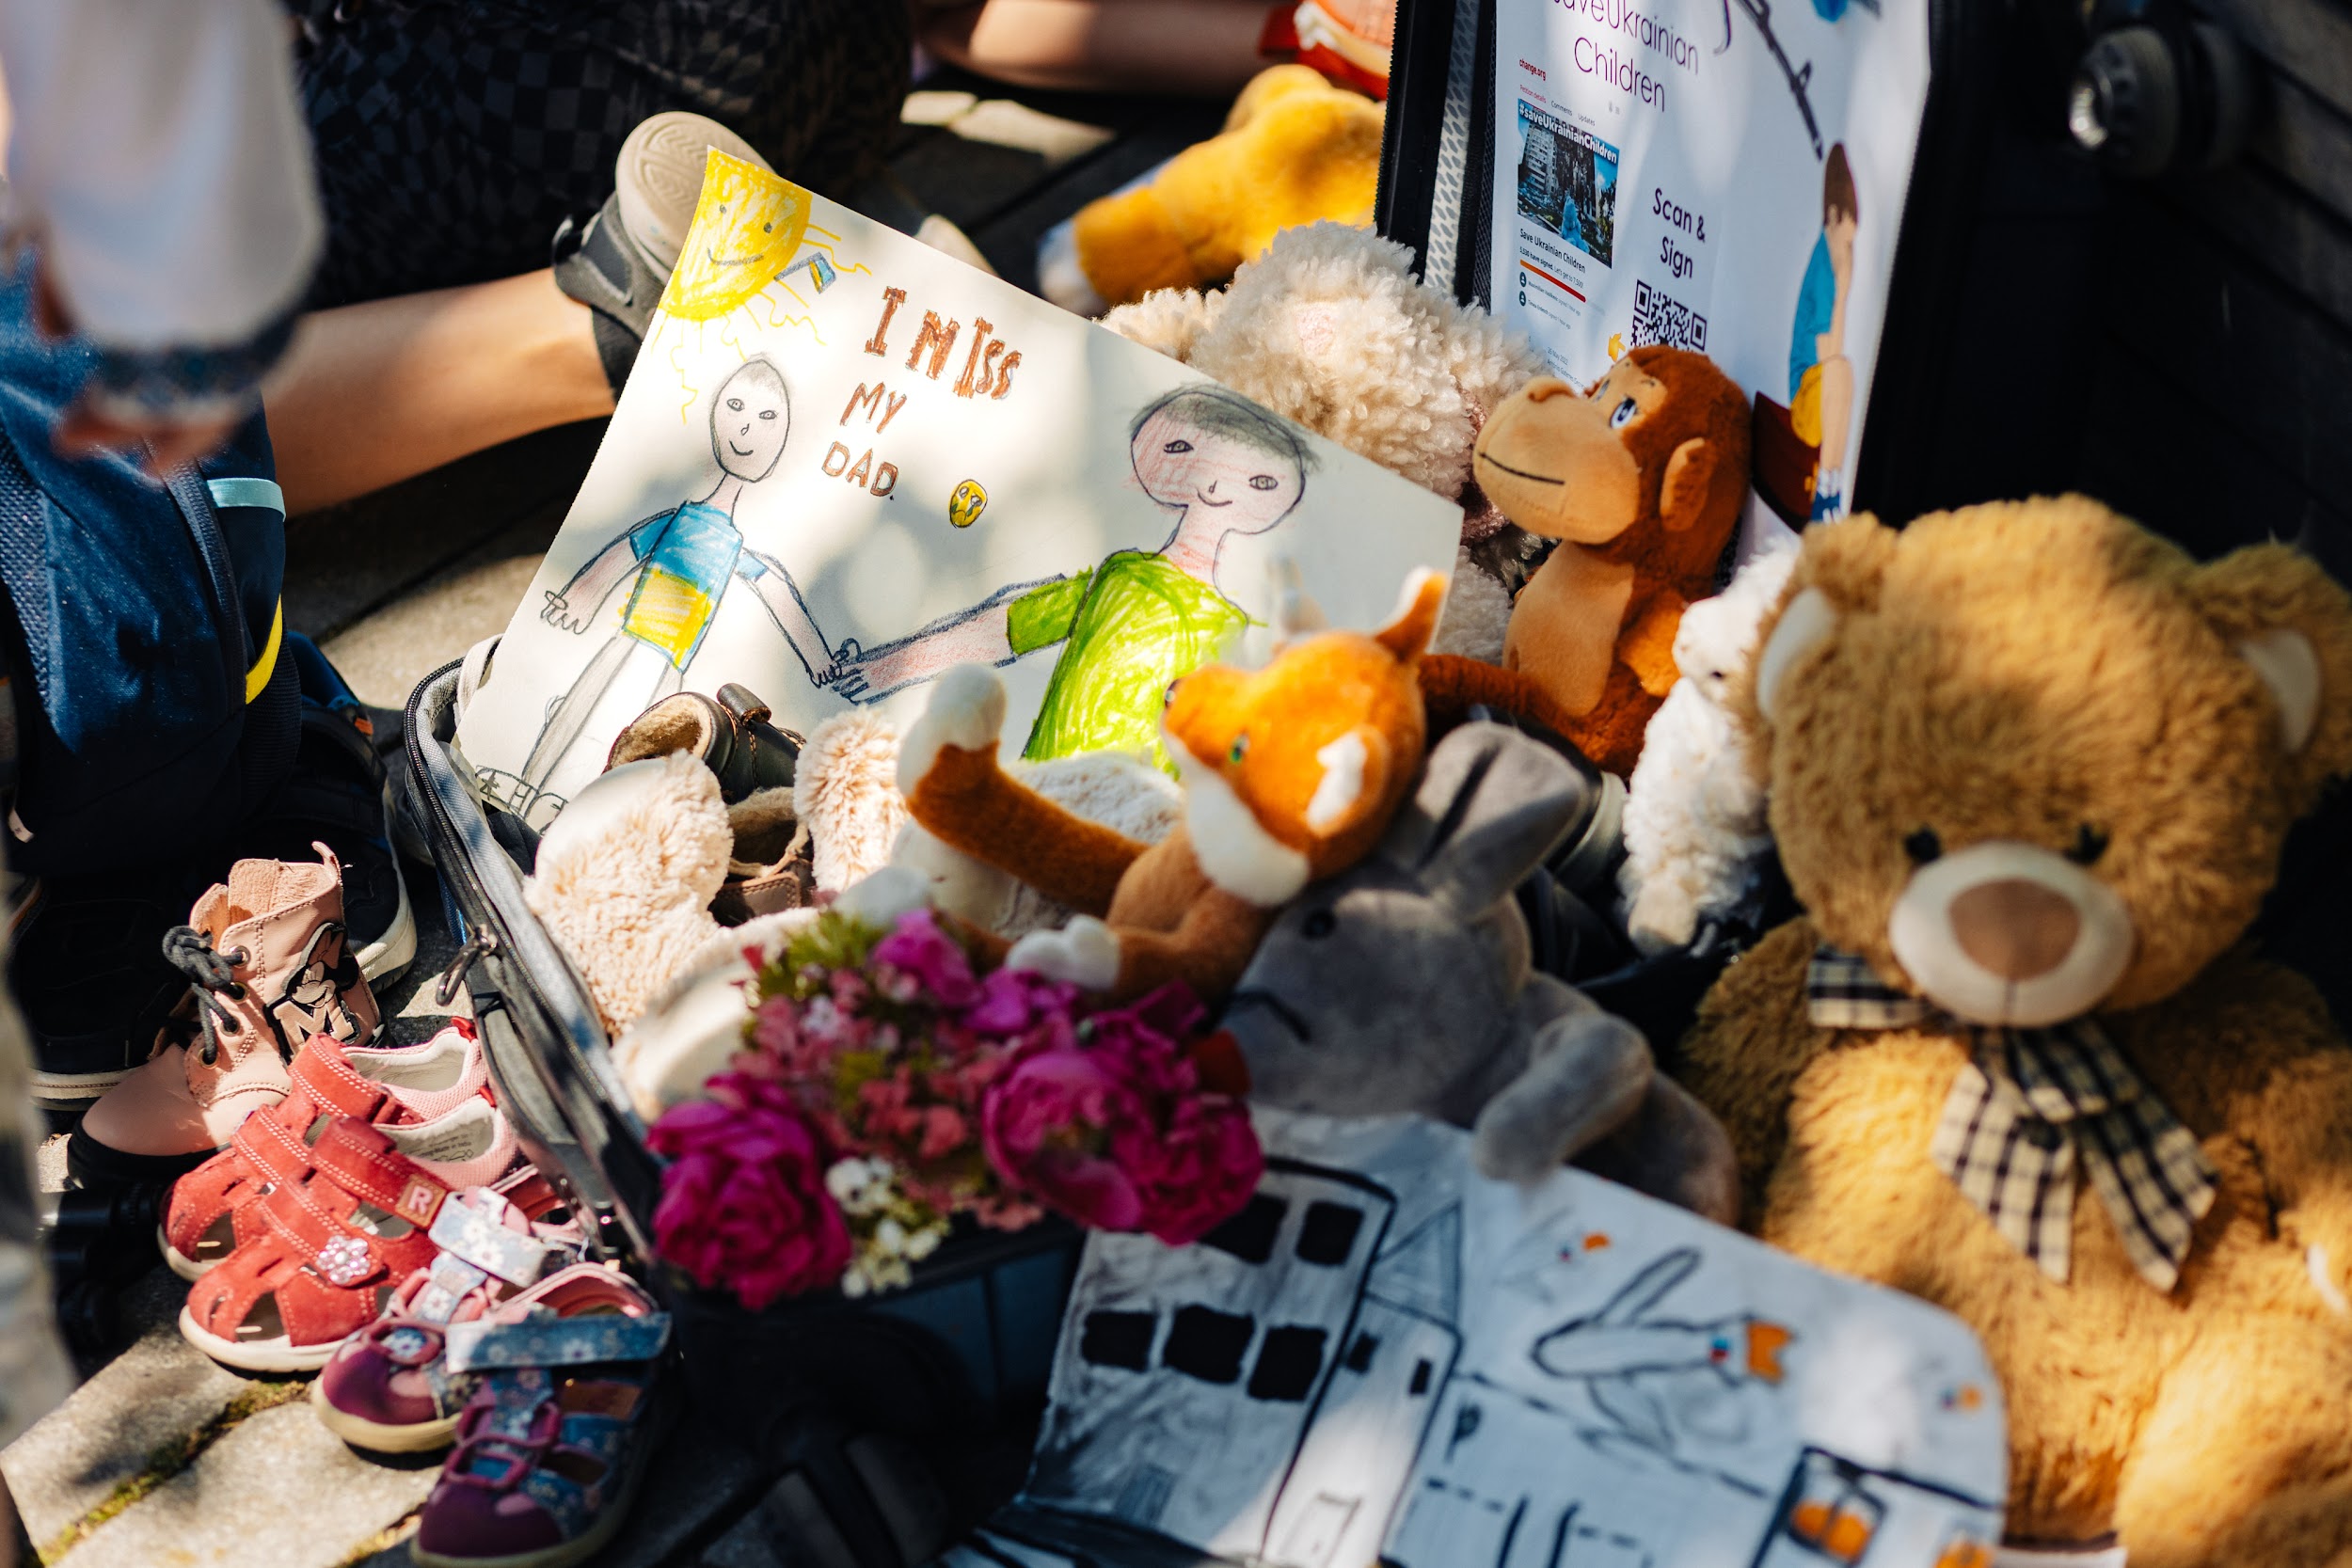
[{"xmin": 893, "ymin": 568, "xmax": 1447, "ymax": 1004}]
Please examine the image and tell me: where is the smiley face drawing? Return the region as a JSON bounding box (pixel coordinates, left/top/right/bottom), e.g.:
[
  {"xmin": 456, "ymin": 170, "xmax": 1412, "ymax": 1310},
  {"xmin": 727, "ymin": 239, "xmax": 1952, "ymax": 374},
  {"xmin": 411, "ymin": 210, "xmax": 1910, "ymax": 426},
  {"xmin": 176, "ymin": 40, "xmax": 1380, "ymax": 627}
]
[
  {"xmin": 661, "ymin": 152, "xmax": 813, "ymax": 324},
  {"xmin": 948, "ymin": 478, "xmax": 989, "ymax": 529}
]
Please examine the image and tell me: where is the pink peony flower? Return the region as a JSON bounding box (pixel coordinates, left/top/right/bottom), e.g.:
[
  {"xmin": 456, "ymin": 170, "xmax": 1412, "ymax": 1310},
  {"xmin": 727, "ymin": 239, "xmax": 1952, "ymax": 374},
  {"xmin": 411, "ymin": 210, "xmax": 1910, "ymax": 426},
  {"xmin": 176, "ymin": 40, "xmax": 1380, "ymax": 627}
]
[
  {"xmin": 647, "ymin": 1074, "xmax": 851, "ymax": 1308},
  {"xmin": 981, "ymin": 983, "xmax": 1262, "ymax": 1244},
  {"xmin": 871, "ymin": 910, "xmax": 981, "ymax": 1008},
  {"xmin": 964, "ymin": 967, "xmax": 1080, "ymax": 1039},
  {"xmin": 1123, "ymin": 1094, "xmax": 1264, "ymax": 1245},
  {"xmin": 1079, "ymin": 983, "xmax": 1209, "ymax": 1099},
  {"xmin": 981, "ymin": 1040, "xmax": 1154, "ymax": 1231}
]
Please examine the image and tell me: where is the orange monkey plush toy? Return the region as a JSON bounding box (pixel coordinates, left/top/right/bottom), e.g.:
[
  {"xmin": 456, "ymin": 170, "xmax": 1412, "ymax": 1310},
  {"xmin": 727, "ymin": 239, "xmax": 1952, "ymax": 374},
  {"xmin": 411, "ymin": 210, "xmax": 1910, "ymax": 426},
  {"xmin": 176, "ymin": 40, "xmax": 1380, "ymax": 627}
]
[
  {"xmin": 892, "ymin": 568, "xmax": 1446, "ymax": 1005},
  {"xmin": 1421, "ymin": 345, "xmax": 1750, "ymax": 777}
]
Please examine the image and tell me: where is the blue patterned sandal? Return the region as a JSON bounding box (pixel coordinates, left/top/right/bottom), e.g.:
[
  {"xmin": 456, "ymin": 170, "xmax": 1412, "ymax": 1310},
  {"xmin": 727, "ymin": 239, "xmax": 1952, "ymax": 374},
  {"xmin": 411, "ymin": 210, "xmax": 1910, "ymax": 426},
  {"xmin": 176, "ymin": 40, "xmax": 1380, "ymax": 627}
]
[
  {"xmin": 409, "ymin": 1267, "xmax": 671, "ymax": 1568},
  {"xmin": 311, "ymin": 1174, "xmax": 583, "ymax": 1453}
]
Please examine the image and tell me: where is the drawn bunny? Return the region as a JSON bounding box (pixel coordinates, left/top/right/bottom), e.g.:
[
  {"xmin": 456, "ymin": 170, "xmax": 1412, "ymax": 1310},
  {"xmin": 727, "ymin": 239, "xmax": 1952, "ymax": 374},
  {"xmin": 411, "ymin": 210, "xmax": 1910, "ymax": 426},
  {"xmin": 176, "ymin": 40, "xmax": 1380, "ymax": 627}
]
[{"xmin": 1218, "ymin": 721, "xmax": 1738, "ymax": 1221}]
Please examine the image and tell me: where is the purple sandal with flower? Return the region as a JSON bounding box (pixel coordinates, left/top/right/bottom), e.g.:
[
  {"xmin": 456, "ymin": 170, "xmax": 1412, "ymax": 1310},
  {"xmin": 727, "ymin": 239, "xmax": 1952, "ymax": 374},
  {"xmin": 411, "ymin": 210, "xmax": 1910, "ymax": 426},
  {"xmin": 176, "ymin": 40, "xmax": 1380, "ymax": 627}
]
[
  {"xmin": 409, "ymin": 1267, "xmax": 671, "ymax": 1568},
  {"xmin": 311, "ymin": 1175, "xmax": 584, "ymax": 1453}
]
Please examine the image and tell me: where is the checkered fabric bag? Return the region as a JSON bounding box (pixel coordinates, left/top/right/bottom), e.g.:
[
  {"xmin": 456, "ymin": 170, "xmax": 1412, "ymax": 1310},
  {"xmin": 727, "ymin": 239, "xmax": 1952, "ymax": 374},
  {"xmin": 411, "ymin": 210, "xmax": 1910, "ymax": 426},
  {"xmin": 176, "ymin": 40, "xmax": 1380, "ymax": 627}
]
[
  {"xmin": 1806, "ymin": 946, "xmax": 2218, "ymax": 1291},
  {"xmin": 290, "ymin": 0, "xmax": 911, "ymax": 306}
]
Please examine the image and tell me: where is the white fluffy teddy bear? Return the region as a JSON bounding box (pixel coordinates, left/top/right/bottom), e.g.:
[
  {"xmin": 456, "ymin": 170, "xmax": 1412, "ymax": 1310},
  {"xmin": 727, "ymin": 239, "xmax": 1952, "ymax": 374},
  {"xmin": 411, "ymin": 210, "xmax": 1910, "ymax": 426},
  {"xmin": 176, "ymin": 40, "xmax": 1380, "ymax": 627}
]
[{"xmin": 1615, "ymin": 538, "xmax": 1801, "ymax": 955}]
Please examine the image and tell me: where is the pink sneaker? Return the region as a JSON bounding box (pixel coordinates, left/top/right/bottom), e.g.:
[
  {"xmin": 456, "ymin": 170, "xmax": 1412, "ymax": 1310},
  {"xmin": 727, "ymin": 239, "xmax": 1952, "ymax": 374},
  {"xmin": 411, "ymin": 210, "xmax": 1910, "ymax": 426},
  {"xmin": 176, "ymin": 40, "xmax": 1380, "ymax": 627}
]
[{"xmin": 72, "ymin": 846, "xmax": 383, "ymax": 1185}]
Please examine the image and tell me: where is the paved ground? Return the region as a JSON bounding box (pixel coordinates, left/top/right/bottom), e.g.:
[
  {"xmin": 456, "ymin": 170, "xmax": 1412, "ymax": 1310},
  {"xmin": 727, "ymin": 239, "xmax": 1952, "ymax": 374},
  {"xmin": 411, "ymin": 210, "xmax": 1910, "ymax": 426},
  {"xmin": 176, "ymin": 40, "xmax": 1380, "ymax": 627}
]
[{"xmin": 6, "ymin": 72, "xmax": 1226, "ymax": 1568}]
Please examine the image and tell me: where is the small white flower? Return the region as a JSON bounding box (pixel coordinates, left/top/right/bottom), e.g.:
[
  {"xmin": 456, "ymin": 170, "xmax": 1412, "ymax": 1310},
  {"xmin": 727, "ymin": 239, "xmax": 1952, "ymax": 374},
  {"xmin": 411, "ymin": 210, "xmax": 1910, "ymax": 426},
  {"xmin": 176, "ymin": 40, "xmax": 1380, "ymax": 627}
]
[
  {"xmin": 825, "ymin": 1156, "xmax": 898, "ymax": 1215},
  {"xmin": 825, "ymin": 1162, "xmax": 856, "ymax": 1200}
]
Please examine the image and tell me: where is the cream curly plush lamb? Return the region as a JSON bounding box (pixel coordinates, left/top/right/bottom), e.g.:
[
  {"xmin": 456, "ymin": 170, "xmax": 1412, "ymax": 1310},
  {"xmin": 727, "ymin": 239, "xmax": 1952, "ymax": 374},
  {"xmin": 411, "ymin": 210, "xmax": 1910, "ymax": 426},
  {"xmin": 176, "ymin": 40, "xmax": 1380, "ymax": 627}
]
[{"xmin": 1616, "ymin": 539, "xmax": 1799, "ymax": 954}]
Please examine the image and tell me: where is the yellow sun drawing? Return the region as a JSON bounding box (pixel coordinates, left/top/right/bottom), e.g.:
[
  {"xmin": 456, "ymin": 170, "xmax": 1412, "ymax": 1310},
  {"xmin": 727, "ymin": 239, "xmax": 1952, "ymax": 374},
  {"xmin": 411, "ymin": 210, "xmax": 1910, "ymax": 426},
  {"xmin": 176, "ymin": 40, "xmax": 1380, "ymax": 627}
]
[
  {"xmin": 644, "ymin": 155, "xmax": 871, "ymax": 422},
  {"xmin": 660, "ymin": 152, "xmax": 813, "ymax": 323}
]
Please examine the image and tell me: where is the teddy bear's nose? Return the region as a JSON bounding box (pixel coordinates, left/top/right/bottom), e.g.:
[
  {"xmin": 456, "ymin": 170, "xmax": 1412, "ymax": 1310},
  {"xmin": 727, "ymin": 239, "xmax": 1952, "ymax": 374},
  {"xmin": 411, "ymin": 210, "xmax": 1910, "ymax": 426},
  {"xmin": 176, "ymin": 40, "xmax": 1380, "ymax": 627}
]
[{"xmin": 1949, "ymin": 879, "xmax": 2081, "ymax": 981}]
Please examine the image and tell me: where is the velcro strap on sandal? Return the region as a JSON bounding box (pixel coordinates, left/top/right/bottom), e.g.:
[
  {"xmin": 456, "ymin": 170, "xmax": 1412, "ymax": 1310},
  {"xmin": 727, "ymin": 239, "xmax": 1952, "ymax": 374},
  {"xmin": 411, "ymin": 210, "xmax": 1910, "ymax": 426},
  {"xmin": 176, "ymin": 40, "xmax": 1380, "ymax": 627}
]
[
  {"xmin": 409, "ymin": 1253, "xmax": 492, "ymax": 1324},
  {"xmin": 288, "ymin": 1038, "xmax": 395, "ymax": 1119},
  {"xmin": 488, "ymin": 1164, "xmax": 565, "ymax": 1223},
  {"xmin": 311, "ymin": 1119, "xmax": 450, "ymax": 1229},
  {"xmin": 230, "ymin": 1098, "xmax": 326, "ymax": 1187},
  {"xmin": 428, "ymin": 1193, "xmax": 555, "ymax": 1289},
  {"xmin": 446, "ymin": 1313, "xmax": 672, "ymax": 1374}
]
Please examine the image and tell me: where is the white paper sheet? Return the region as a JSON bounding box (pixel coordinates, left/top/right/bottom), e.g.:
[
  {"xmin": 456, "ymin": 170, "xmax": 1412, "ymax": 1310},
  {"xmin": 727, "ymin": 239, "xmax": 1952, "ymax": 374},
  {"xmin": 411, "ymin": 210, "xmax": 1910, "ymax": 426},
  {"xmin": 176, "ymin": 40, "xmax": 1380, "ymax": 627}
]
[
  {"xmin": 962, "ymin": 1110, "xmax": 2006, "ymax": 1568},
  {"xmin": 457, "ymin": 156, "xmax": 1463, "ymax": 825},
  {"xmin": 1487, "ymin": 0, "xmax": 1932, "ymax": 537}
]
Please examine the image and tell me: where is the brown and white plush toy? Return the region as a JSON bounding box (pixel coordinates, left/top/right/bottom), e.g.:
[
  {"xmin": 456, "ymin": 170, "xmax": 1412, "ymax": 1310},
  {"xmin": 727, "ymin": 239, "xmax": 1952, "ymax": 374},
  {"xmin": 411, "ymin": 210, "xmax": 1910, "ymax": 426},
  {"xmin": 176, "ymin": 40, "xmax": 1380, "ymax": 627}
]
[
  {"xmin": 886, "ymin": 568, "xmax": 1448, "ymax": 1005},
  {"xmin": 1679, "ymin": 496, "xmax": 2352, "ymax": 1564},
  {"xmin": 1420, "ymin": 345, "xmax": 1752, "ymax": 777}
]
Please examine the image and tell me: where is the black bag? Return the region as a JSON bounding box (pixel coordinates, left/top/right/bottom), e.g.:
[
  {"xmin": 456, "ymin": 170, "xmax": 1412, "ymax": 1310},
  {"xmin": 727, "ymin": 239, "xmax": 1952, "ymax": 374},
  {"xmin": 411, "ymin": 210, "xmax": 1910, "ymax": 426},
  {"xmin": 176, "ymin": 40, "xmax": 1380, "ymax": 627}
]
[{"xmin": 0, "ymin": 269, "xmax": 297, "ymax": 877}]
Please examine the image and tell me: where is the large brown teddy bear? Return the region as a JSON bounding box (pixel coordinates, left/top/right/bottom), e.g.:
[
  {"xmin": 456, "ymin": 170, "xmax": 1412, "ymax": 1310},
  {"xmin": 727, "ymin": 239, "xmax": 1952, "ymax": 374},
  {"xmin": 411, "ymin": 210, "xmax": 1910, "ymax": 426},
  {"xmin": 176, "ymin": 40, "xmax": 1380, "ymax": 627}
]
[{"xmin": 1679, "ymin": 496, "xmax": 2352, "ymax": 1566}]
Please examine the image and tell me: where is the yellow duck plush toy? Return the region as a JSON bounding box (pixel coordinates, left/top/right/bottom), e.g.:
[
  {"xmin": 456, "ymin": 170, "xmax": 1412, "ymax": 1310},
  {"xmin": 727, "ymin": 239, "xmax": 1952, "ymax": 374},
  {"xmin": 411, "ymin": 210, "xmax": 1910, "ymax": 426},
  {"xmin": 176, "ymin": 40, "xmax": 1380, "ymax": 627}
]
[{"xmin": 1044, "ymin": 65, "xmax": 1382, "ymax": 315}]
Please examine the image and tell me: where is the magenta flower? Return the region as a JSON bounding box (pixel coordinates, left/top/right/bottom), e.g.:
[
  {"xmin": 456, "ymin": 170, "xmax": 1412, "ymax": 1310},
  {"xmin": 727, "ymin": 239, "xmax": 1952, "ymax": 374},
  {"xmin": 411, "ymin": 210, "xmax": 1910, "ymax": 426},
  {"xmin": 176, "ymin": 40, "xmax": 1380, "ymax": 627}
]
[
  {"xmin": 981, "ymin": 984, "xmax": 1262, "ymax": 1244},
  {"xmin": 964, "ymin": 966, "xmax": 1080, "ymax": 1039},
  {"xmin": 871, "ymin": 910, "xmax": 981, "ymax": 1008},
  {"xmin": 647, "ymin": 1074, "xmax": 850, "ymax": 1308},
  {"xmin": 1126, "ymin": 1094, "xmax": 1264, "ymax": 1245},
  {"xmin": 982, "ymin": 1045, "xmax": 1155, "ymax": 1231}
]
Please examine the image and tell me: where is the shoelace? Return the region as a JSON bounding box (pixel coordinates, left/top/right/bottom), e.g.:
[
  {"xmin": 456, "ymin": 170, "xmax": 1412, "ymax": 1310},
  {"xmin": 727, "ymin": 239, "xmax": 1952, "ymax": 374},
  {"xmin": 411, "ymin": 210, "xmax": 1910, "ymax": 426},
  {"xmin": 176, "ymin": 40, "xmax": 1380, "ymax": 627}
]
[{"xmin": 161, "ymin": 926, "xmax": 248, "ymax": 1067}]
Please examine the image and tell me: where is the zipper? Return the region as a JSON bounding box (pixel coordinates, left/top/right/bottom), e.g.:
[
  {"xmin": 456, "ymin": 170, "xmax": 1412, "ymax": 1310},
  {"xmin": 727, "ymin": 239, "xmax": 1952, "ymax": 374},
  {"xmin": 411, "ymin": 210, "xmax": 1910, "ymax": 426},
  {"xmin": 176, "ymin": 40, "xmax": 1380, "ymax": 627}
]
[
  {"xmin": 402, "ymin": 662, "xmax": 654, "ymax": 1254},
  {"xmin": 435, "ymin": 928, "xmax": 499, "ymax": 1006}
]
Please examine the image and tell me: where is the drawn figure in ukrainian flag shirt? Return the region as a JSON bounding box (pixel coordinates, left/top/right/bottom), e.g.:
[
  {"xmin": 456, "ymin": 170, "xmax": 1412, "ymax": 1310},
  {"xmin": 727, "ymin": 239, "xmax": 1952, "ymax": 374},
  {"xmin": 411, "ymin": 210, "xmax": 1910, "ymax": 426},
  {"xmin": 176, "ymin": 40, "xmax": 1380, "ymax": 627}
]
[{"xmin": 498, "ymin": 356, "xmax": 835, "ymax": 827}]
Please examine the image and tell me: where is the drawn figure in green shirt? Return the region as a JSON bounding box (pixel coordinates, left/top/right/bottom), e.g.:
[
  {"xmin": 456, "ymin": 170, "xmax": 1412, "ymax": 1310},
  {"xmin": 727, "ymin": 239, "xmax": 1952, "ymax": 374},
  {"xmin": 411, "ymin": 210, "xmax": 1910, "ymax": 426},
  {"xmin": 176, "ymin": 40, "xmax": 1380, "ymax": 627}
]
[{"xmin": 831, "ymin": 386, "xmax": 1313, "ymax": 770}]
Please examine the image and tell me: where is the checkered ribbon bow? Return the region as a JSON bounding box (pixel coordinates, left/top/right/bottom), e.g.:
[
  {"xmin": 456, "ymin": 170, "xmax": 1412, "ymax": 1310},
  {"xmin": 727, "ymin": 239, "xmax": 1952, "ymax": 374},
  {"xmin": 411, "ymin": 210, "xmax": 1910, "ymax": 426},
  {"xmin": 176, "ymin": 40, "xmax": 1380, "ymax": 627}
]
[{"xmin": 1807, "ymin": 946, "xmax": 2217, "ymax": 1291}]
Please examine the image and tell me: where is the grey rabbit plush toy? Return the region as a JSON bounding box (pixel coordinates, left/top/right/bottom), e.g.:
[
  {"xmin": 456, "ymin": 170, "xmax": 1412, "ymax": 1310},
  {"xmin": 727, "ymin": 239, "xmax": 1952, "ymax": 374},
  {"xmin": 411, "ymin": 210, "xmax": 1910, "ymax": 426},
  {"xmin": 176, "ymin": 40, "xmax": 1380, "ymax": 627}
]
[{"xmin": 1219, "ymin": 721, "xmax": 1739, "ymax": 1223}]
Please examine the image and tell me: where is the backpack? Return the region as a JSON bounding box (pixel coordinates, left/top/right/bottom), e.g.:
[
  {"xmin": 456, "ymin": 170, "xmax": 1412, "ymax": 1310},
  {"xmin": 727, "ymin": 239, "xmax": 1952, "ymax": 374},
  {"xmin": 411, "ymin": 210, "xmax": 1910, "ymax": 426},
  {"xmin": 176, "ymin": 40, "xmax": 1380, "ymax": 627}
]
[{"xmin": 0, "ymin": 273, "xmax": 296, "ymax": 876}]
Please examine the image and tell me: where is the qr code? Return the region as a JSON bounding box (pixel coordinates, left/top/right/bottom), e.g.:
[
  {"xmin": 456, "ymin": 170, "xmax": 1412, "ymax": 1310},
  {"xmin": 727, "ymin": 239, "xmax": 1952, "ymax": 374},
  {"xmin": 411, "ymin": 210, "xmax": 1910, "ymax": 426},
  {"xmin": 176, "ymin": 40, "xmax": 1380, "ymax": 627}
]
[{"xmin": 1630, "ymin": 279, "xmax": 1708, "ymax": 353}]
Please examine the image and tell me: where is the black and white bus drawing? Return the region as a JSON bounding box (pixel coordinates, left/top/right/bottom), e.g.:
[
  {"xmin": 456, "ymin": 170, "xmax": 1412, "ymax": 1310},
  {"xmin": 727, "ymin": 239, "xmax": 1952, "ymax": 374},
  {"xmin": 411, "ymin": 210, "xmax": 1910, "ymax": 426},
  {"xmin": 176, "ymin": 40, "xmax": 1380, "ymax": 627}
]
[{"xmin": 941, "ymin": 1113, "xmax": 2006, "ymax": 1568}]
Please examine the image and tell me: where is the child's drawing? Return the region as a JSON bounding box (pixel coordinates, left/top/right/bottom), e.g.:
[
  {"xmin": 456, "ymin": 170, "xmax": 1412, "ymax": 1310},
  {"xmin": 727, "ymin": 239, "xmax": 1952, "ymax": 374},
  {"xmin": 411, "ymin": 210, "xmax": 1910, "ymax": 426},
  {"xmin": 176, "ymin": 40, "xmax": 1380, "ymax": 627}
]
[
  {"xmin": 1788, "ymin": 144, "xmax": 1859, "ymax": 522},
  {"xmin": 830, "ymin": 386, "xmax": 1313, "ymax": 771},
  {"xmin": 936, "ymin": 1111, "xmax": 2006, "ymax": 1568},
  {"xmin": 454, "ymin": 162, "xmax": 1460, "ymax": 817},
  {"xmin": 477, "ymin": 356, "xmax": 836, "ymax": 827},
  {"xmin": 1528, "ymin": 1249, "xmax": 1794, "ymax": 1476}
]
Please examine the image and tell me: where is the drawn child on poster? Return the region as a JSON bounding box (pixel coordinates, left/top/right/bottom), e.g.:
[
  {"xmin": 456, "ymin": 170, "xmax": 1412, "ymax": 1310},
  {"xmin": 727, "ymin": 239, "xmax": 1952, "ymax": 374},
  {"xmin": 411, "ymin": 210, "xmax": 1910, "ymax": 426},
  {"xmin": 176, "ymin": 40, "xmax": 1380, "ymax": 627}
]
[
  {"xmin": 831, "ymin": 385, "xmax": 1313, "ymax": 772},
  {"xmin": 482, "ymin": 356, "xmax": 837, "ymax": 825},
  {"xmin": 1788, "ymin": 144, "xmax": 1860, "ymax": 522}
]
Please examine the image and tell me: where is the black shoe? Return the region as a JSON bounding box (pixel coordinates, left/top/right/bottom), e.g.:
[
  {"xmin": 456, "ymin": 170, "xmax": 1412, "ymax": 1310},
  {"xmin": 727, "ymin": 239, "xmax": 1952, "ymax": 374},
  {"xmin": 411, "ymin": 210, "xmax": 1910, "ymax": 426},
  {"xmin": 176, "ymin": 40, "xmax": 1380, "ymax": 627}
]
[
  {"xmin": 605, "ymin": 684, "xmax": 803, "ymax": 802},
  {"xmin": 551, "ymin": 193, "xmax": 669, "ymax": 398}
]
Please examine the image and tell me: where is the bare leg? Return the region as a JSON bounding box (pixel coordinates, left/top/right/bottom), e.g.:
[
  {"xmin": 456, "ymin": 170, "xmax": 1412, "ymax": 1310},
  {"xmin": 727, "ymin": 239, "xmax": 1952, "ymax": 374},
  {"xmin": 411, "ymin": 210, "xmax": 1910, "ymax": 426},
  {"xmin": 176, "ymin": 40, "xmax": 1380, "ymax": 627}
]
[
  {"xmin": 915, "ymin": 0, "xmax": 1274, "ymax": 96},
  {"xmin": 1816, "ymin": 354, "xmax": 1854, "ymax": 479},
  {"xmin": 262, "ymin": 269, "xmax": 614, "ymax": 515}
]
